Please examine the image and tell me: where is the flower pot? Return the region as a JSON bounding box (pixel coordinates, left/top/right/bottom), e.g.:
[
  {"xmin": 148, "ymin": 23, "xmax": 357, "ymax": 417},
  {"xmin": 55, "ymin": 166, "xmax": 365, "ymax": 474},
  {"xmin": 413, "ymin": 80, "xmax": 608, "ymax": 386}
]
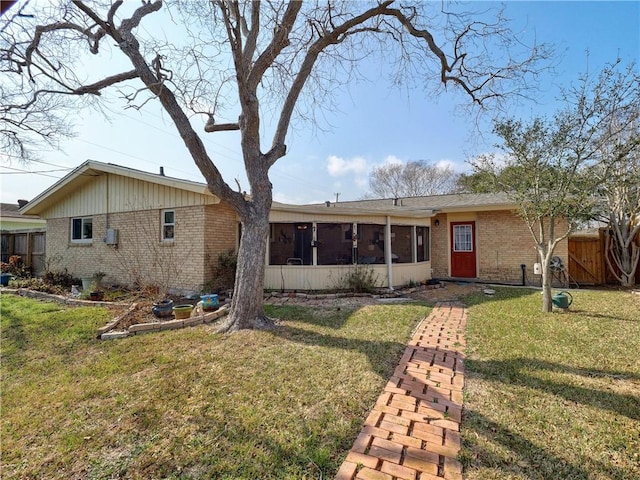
[
  {"xmin": 200, "ymin": 294, "xmax": 219, "ymax": 311},
  {"xmin": 173, "ymin": 304, "xmax": 193, "ymax": 320},
  {"xmin": 89, "ymin": 291, "xmax": 104, "ymax": 301},
  {"xmin": 0, "ymin": 273, "xmax": 12, "ymax": 287},
  {"xmin": 152, "ymin": 300, "xmax": 174, "ymax": 318}
]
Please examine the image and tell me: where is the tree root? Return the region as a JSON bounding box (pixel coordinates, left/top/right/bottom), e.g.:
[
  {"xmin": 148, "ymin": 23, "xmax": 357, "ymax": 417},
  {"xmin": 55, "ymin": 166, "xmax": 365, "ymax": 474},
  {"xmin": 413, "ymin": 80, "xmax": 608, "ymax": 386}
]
[{"xmin": 216, "ymin": 313, "xmax": 276, "ymax": 333}]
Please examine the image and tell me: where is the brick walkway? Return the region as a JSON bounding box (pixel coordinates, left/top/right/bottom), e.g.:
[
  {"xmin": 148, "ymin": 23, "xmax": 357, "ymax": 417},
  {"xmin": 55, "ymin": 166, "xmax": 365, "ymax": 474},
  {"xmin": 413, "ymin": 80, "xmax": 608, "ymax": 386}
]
[{"xmin": 336, "ymin": 302, "xmax": 468, "ymax": 480}]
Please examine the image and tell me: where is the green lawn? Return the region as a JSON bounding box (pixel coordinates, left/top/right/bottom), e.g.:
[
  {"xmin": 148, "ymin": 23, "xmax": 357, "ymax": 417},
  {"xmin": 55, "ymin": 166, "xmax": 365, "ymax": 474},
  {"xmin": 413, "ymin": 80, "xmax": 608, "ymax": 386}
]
[
  {"xmin": 0, "ymin": 295, "xmax": 430, "ymax": 479},
  {"xmin": 461, "ymin": 288, "xmax": 640, "ymax": 480}
]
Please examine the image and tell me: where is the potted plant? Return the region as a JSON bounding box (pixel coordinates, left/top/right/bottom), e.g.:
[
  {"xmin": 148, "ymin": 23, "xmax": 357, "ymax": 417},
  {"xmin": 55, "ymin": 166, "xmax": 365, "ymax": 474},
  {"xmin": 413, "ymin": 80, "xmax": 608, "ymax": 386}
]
[
  {"xmin": 92, "ymin": 271, "xmax": 106, "ymax": 288},
  {"xmin": 0, "ymin": 273, "xmax": 12, "ymax": 287},
  {"xmin": 88, "ymin": 271, "xmax": 106, "ymax": 301},
  {"xmin": 89, "ymin": 289, "xmax": 104, "ymax": 301},
  {"xmin": 152, "ymin": 299, "xmax": 174, "ymax": 318},
  {"xmin": 173, "ymin": 304, "xmax": 193, "ymax": 319}
]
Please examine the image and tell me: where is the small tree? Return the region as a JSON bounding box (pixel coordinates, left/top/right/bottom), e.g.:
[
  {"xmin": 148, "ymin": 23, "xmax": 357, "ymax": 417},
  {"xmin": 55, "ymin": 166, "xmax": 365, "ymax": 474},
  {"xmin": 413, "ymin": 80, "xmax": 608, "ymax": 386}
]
[
  {"xmin": 475, "ymin": 117, "xmax": 597, "ymax": 311},
  {"xmin": 367, "ymin": 160, "xmax": 459, "ymax": 198},
  {"xmin": 474, "ymin": 61, "xmax": 639, "ymax": 311}
]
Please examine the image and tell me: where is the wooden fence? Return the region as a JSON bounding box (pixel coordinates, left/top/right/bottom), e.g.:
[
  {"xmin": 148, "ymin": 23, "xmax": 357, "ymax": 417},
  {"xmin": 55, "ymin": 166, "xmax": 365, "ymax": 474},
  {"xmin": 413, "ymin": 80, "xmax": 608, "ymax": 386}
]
[
  {"xmin": 568, "ymin": 229, "xmax": 640, "ymax": 286},
  {"xmin": 0, "ymin": 230, "xmax": 46, "ymax": 276}
]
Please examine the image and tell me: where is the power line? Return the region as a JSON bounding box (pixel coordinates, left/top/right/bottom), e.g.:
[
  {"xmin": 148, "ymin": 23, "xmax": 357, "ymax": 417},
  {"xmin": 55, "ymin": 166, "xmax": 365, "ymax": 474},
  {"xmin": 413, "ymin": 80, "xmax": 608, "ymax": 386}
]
[
  {"xmin": 0, "ymin": 165, "xmax": 70, "ymax": 174},
  {"xmin": 0, "ymin": 165, "xmax": 65, "ymax": 179}
]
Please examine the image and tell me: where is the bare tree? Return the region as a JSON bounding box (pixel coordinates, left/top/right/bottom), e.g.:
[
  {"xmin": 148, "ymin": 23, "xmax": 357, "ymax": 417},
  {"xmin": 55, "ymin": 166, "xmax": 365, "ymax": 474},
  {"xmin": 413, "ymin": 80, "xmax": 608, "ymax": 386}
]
[
  {"xmin": 1, "ymin": 0, "xmax": 549, "ymax": 331},
  {"xmin": 367, "ymin": 160, "xmax": 459, "ymax": 198}
]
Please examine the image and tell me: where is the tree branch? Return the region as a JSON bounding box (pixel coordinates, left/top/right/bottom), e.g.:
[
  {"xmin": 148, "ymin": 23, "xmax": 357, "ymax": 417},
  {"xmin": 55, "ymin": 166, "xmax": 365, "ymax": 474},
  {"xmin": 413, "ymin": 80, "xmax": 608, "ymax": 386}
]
[
  {"xmin": 269, "ymin": 1, "xmax": 394, "ymax": 167},
  {"xmin": 246, "ymin": 1, "xmax": 302, "ymax": 91},
  {"xmin": 74, "ymin": 70, "xmax": 139, "ymax": 94}
]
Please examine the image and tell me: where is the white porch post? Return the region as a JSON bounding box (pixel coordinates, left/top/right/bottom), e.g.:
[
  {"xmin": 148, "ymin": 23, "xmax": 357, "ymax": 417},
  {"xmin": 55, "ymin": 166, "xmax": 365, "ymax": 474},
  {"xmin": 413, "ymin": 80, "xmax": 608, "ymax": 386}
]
[
  {"xmin": 385, "ymin": 216, "xmax": 393, "ymax": 289},
  {"xmin": 312, "ymin": 222, "xmax": 318, "ymax": 266}
]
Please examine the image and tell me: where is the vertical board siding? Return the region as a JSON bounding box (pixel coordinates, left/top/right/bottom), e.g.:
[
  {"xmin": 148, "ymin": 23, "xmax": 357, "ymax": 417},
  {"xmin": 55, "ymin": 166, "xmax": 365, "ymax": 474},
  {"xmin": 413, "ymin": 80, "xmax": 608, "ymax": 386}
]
[
  {"xmin": 568, "ymin": 236, "xmax": 604, "ymax": 285},
  {"xmin": 42, "ymin": 173, "xmax": 217, "ymax": 218}
]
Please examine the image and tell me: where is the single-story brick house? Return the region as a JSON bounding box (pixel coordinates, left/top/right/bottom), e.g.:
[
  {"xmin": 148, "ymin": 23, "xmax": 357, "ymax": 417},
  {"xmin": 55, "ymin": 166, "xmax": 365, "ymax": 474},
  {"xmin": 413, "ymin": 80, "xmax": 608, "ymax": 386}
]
[{"xmin": 20, "ymin": 160, "xmax": 568, "ymax": 292}]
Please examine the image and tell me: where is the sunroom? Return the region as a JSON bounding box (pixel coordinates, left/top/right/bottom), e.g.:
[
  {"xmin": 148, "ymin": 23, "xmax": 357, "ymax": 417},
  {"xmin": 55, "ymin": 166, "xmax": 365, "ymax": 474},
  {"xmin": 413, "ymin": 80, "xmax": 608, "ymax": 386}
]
[{"xmin": 265, "ymin": 203, "xmax": 436, "ymax": 291}]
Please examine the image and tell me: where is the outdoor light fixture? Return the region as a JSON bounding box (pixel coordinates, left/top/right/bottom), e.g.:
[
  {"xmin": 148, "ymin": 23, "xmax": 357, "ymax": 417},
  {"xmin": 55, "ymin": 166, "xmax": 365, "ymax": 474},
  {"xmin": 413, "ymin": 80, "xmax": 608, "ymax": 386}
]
[{"xmin": 434, "ymin": 219, "xmax": 440, "ymax": 226}]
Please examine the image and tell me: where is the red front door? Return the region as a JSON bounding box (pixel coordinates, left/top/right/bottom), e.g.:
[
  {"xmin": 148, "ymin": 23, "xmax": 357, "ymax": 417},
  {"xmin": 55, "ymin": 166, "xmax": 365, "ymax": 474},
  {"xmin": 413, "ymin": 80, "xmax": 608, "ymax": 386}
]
[{"xmin": 451, "ymin": 222, "xmax": 476, "ymax": 278}]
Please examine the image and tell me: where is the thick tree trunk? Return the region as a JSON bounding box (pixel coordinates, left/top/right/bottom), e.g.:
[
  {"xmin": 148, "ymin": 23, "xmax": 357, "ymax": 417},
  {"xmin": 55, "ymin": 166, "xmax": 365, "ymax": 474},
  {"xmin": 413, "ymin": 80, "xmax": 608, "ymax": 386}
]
[{"xmin": 217, "ymin": 203, "xmax": 274, "ymax": 333}]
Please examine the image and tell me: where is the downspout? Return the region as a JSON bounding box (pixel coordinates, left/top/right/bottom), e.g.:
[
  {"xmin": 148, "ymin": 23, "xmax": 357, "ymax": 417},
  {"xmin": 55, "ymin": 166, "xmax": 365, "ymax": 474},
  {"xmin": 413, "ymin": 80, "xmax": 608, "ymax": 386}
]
[
  {"xmin": 385, "ymin": 216, "xmax": 393, "ymax": 289},
  {"xmin": 105, "ymin": 174, "xmax": 109, "ymax": 230}
]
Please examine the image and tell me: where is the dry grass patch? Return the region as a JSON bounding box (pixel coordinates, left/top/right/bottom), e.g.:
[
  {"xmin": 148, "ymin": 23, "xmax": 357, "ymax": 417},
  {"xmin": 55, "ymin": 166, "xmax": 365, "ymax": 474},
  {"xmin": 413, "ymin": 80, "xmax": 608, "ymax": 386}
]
[
  {"xmin": 1, "ymin": 295, "xmax": 430, "ymax": 479},
  {"xmin": 461, "ymin": 288, "xmax": 640, "ymax": 480}
]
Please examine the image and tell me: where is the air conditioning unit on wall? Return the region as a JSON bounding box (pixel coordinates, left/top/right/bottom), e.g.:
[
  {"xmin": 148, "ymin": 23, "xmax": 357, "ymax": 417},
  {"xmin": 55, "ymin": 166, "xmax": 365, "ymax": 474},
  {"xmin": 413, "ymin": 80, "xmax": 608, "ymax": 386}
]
[{"xmin": 105, "ymin": 228, "xmax": 119, "ymax": 245}]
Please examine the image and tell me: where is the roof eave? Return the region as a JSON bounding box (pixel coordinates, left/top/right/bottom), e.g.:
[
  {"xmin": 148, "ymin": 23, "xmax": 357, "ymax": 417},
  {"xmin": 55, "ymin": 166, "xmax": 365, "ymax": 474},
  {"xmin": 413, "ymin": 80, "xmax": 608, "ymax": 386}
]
[
  {"xmin": 271, "ymin": 203, "xmax": 437, "ymax": 218},
  {"xmin": 20, "ymin": 160, "xmax": 217, "ymax": 215}
]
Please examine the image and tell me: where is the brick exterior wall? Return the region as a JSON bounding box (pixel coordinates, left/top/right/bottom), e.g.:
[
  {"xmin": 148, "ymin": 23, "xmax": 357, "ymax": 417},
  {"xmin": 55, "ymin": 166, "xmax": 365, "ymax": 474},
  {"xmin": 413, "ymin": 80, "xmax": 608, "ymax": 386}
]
[
  {"xmin": 45, "ymin": 203, "xmax": 238, "ymax": 293},
  {"xmin": 204, "ymin": 202, "xmax": 239, "ymax": 287},
  {"xmin": 476, "ymin": 210, "xmax": 569, "ymax": 285},
  {"xmin": 430, "ymin": 213, "xmax": 449, "ymax": 279},
  {"xmin": 429, "ymin": 210, "xmax": 569, "ymax": 285}
]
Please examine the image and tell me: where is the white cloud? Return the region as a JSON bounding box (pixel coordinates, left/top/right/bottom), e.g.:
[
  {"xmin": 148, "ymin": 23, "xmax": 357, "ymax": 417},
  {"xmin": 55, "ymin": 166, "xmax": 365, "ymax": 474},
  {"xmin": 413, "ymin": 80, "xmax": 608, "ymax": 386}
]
[
  {"xmin": 326, "ymin": 155, "xmax": 368, "ymax": 177},
  {"xmin": 436, "ymin": 159, "xmax": 456, "ymax": 170},
  {"xmin": 383, "ymin": 155, "xmax": 404, "ymax": 166}
]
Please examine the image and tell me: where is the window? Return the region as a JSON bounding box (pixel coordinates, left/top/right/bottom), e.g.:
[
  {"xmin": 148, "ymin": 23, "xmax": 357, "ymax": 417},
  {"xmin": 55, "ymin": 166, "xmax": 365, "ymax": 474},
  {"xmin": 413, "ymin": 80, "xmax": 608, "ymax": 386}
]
[
  {"xmin": 357, "ymin": 224, "xmax": 385, "ymax": 264},
  {"xmin": 416, "ymin": 226, "xmax": 430, "ymax": 262},
  {"xmin": 390, "ymin": 225, "xmax": 412, "ymax": 263},
  {"xmin": 162, "ymin": 210, "xmax": 175, "ymax": 241},
  {"xmin": 269, "ymin": 223, "xmax": 312, "ymax": 265},
  {"xmin": 317, "ymin": 223, "xmax": 353, "ymax": 265},
  {"xmin": 453, "ymin": 225, "xmax": 473, "ymax": 252},
  {"xmin": 71, "ymin": 217, "xmax": 93, "ymax": 242}
]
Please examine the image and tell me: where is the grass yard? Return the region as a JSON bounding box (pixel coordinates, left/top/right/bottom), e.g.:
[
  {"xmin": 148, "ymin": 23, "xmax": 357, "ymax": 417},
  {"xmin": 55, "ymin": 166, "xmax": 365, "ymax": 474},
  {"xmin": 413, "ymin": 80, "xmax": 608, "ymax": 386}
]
[
  {"xmin": 1, "ymin": 295, "xmax": 430, "ymax": 479},
  {"xmin": 461, "ymin": 288, "xmax": 640, "ymax": 480}
]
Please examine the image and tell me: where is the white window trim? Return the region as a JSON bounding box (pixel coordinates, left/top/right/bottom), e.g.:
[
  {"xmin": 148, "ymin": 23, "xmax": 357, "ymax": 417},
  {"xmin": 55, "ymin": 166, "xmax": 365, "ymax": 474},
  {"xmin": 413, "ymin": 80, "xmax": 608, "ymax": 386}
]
[
  {"xmin": 70, "ymin": 216, "xmax": 93, "ymax": 244},
  {"xmin": 161, "ymin": 209, "xmax": 175, "ymax": 242}
]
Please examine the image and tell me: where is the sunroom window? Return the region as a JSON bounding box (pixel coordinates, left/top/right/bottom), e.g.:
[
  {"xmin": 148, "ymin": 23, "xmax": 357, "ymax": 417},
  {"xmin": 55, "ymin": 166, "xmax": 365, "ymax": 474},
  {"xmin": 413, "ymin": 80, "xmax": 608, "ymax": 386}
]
[
  {"xmin": 317, "ymin": 223, "xmax": 353, "ymax": 265},
  {"xmin": 269, "ymin": 223, "xmax": 312, "ymax": 265},
  {"xmin": 356, "ymin": 224, "xmax": 385, "ymax": 264},
  {"xmin": 416, "ymin": 226, "xmax": 430, "ymax": 262}
]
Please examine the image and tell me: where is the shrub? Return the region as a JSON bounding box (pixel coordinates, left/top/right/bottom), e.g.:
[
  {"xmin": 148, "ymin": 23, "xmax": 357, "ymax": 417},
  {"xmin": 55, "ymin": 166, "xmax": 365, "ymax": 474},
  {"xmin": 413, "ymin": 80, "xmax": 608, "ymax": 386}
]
[
  {"xmin": 1, "ymin": 255, "xmax": 30, "ymax": 278},
  {"xmin": 209, "ymin": 249, "xmax": 237, "ymax": 292},
  {"xmin": 42, "ymin": 270, "xmax": 81, "ymax": 289},
  {"xmin": 333, "ymin": 265, "xmax": 381, "ymax": 293},
  {"xmin": 9, "ymin": 277, "xmax": 66, "ymax": 295}
]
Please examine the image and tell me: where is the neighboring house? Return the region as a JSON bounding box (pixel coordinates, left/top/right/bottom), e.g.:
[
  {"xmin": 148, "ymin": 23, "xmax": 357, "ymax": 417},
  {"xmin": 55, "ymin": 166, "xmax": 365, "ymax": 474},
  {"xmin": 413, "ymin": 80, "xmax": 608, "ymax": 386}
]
[
  {"xmin": 20, "ymin": 160, "xmax": 568, "ymax": 292},
  {"xmin": 0, "ymin": 201, "xmax": 46, "ymax": 273}
]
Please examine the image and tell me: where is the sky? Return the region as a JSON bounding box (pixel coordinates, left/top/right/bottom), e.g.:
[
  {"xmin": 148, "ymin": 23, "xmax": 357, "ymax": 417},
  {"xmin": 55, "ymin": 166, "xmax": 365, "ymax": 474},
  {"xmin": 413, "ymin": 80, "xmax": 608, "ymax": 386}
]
[{"xmin": 1, "ymin": 1, "xmax": 639, "ymax": 206}]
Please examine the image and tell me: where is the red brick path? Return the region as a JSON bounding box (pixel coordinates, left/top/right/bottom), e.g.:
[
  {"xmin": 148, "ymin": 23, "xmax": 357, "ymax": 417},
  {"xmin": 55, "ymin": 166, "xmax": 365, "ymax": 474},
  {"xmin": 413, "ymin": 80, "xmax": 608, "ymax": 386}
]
[{"xmin": 336, "ymin": 303, "xmax": 467, "ymax": 480}]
